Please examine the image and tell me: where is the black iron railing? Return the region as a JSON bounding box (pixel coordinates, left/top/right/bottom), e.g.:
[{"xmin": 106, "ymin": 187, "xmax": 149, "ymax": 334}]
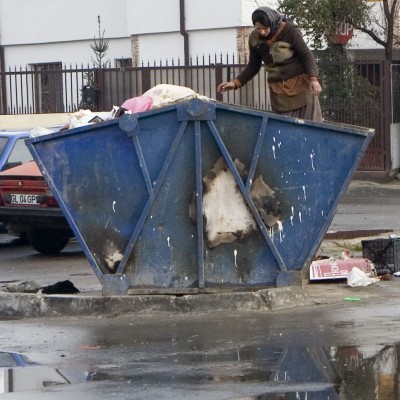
[{"xmin": 0, "ymin": 56, "xmax": 396, "ymax": 172}]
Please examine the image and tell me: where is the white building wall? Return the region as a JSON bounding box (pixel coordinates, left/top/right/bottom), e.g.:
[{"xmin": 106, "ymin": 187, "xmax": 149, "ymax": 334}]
[
  {"xmin": 3, "ymin": 39, "xmax": 131, "ymax": 68},
  {"xmin": 136, "ymin": 28, "xmax": 239, "ymax": 65},
  {"xmin": 188, "ymin": 29, "xmax": 238, "ymax": 59},
  {"xmin": 0, "ymin": 0, "xmax": 386, "ymax": 69},
  {"xmin": 127, "ymin": 0, "xmax": 180, "ymax": 34},
  {"xmin": 138, "ymin": 33, "xmax": 184, "ymax": 65},
  {"xmin": 0, "ymin": 0, "xmax": 128, "ymax": 44},
  {"xmin": 184, "ymin": 0, "xmax": 244, "ymax": 29},
  {"xmin": 0, "ymin": 0, "xmax": 130, "ymax": 67},
  {"xmin": 126, "ymin": 0, "xmax": 265, "ymax": 32}
]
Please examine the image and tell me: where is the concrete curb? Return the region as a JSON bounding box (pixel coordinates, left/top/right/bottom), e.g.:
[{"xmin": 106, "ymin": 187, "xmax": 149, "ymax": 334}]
[{"xmin": 0, "ymin": 287, "xmax": 314, "ymax": 319}]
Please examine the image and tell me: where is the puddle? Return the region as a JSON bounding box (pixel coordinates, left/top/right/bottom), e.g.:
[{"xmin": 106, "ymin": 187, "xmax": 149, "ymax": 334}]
[
  {"xmin": 231, "ymin": 343, "xmax": 400, "ymax": 399},
  {"xmin": 1, "ymin": 343, "xmax": 400, "ymax": 397},
  {"xmin": 0, "ymin": 351, "xmax": 92, "ymax": 393},
  {"xmin": 96, "ymin": 343, "xmax": 400, "ymax": 399}
]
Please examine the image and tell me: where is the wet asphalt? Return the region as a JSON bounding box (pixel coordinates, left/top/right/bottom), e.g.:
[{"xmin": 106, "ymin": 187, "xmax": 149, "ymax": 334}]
[{"xmin": 1, "ymin": 289, "xmax": 400, "ymax": 399}]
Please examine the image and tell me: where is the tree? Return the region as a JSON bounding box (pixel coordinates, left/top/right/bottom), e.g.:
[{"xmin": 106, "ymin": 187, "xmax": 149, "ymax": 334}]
[
  {"xmin": 90, "ymin": 15, "xmax": 110, "ymax": 70},
  {"xmin": 276, "ymin": 0, "xmax": 399, "ymax": 61},
  {"xmin": 358, "ymin": 0, "xmax": 399, "ymax": 60},
  {"xmin": 83, "ymin": 15, "xmax": 110, "ymax": 88},
  {"xmin": 80, "ymin": 16, "xmax": 110, "ymax": 110},
  {"xmin": 317, "ymin": 55, "xmax": 380, "ymax": 126}
]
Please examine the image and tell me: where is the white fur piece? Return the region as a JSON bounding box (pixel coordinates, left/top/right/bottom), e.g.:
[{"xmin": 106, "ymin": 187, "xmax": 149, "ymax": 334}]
[
  {"xmin": 203, "ymin": 164, "xmax": 256, "ymax": 248},
  {"xmin": 105, "ymin": 251, "xmax": 123, "ymax": 270}
]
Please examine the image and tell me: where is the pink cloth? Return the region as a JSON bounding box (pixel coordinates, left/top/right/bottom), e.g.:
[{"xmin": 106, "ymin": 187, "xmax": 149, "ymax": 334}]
[{"xmin": 121, "ymin": 95, "xmax": 153, "ymax": 113}]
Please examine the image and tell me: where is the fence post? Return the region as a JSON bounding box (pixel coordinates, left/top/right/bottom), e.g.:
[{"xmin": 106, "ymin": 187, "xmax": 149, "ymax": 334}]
[
  {"xmin": 0, "ymin": 73, "xmax": 5, "ymax": 115},
  {"xmin": 141, "ymin": 68, "xmax": 151, "ymax": 93},
  {"xmin": 96, "ymin": 68, "xmax": 105, "ymax": 111},
  {"xmin": 383, "ymin": 60, "xmax": 393, "ymax": 173},
  {"xmin": 0, "ymin": 46, "xmax": 6, "ymax": 115},
  {"xmin": 215, "ymin": 63, "xmax": 223, "ymax": 102}
]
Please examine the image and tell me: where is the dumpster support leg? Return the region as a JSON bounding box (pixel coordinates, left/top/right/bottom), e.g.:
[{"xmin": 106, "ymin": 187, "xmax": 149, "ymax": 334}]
[
  {"xmin": 195, "ymin": 120, "xmax": 205, "ymax": 288},
  {"xmin": 246, "ymin": 116, "xmax": 268, "ymax": 190}
]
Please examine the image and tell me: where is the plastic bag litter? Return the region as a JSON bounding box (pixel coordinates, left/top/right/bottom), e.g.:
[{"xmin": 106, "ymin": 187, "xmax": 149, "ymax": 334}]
[
  {"xmin": 142, "ymin": 84, "xmax": 198, "ymax": 108},
  {"xmin": 120, "ymin": 95, "xmax": 153, "ymax": 113},
  {"xmin": 68, "ymin": 109, "xmax": 114, "ymax": 129},
  {"xmin": 30, "ymin": 126, "xmax": 59, "ymax": 137},
  {"xmin": 347, "ymin": 267, "xmax": 379, "ymax": 287},
  {"xmin": 117, "ymin": 84, "xmax": 209, "ymax": 116}
]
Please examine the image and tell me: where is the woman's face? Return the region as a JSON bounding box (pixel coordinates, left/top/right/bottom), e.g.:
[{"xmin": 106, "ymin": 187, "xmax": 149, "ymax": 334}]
[{"xmin": 254, "ymin": 22, "xmax": 271, "ymax": 37}]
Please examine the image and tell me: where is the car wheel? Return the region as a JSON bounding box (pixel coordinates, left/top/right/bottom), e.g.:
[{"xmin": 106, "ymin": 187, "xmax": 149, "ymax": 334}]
[
  {"xmin": 18, "ymin": 232, "xmax": 30, "ymax": 245},
  {"xmin": 27, "ymin": 229, "xmax": 70, "ymax": 254}
]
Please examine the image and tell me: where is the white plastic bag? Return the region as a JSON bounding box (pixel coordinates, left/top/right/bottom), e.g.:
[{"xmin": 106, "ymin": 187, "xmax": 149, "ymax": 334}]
[
  {"xmin": 142, "ymin": 84, "xmax": 198, "ymax": 108},
  {"xmin": 30, "ymin": 127, "xmax": 57, "ymax": 137},
  {"xmin": 68, "ymin": 109, "xmax": 113, "ymax": 129},
  {"xmin": 347, "ymin": 267, "xmax": 379, "ymax": 287}
]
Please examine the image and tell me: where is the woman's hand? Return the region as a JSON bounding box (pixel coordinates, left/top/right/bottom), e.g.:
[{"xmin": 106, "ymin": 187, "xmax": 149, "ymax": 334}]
[
  {"xmin": 311, "ymin": 80, "xmax": 322, "ymax": 96},
  {"xmin": 217, "ymin": 81, "xmax": 236, "ymax": 93}
]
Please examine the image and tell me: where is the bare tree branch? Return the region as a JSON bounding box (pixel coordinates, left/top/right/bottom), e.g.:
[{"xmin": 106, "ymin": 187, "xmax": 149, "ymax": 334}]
[{"xmin": 278, "ymin": 0, "xmax": 399, "ymax": 60}]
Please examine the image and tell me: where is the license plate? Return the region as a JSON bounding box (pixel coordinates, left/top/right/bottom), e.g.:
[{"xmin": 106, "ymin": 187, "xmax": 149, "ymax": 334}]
[{"xmin": 9, "ymin": 193, "xmax": 40, "ymax": 205}]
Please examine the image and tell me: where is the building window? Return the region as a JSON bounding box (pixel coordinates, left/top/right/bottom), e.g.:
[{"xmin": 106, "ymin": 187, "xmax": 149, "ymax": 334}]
[{"xmin": 115, "ymin": 58, "xmax": 133, "ymax": 68}]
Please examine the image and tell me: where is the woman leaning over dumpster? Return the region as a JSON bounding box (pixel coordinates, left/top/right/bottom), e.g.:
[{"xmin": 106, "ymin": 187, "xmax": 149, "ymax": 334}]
[{"xmin": 217, "ymin": 6, "xmax": 323, "ymax": 122}]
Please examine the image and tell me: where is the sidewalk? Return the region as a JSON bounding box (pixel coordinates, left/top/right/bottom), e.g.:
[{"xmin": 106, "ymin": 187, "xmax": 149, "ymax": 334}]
[{"xmin": 1, "ymin": 179, "xmax": 400, "ymax": 319}]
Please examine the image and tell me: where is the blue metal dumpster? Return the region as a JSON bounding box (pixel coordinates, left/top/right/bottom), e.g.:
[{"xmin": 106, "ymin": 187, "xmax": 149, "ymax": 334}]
[{"xmin": 27, "ymin": 100, "xmax": 373, "ymax": 295}]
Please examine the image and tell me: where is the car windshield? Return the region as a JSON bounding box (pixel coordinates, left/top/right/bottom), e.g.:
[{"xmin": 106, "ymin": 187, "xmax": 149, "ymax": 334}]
[
  {"xmin": 0, "ymin": 137, "xmax": 7, "ymax": 156},
  {"xmin": 2, "ymin": 137, "xmax": 33, "ymax": 171}
]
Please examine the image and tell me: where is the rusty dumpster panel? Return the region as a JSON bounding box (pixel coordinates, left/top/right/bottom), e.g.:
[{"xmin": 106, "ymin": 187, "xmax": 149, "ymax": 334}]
[{"xmin": 27, "ymin": 100, "xmax": 374, "ymax": 294}]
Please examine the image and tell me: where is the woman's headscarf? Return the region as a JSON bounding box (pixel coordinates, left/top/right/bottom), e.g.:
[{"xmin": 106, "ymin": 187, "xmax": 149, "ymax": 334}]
[{"xmin": 251, "ymin": 7, "xmax": 286, "ymax": 39}]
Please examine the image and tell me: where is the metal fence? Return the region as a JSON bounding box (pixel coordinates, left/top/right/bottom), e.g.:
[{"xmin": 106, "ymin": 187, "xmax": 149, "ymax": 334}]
[
  {"xmin": 318, "ymin": 60, "xmax": 391, "ymax": 172},
  {"xmin": 0, "ymin": 56, "xmax": 396, "ymax": 172},
  {"xmin": 392, "ymin": 63, "xmax": 400, "ymax": 124},
  {"xmin": 0, "ymin": 55, "xmax": 271, "ymax": 115}
]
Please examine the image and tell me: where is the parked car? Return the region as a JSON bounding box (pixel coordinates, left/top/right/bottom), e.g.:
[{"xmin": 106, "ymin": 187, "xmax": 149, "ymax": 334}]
[
  {"xmin": 0, "ymin": 130, "xmax": 33, "ymax": 172},
  {"xmin": 0, "ymin": 130, "xmax": 33, "ymax": 233},
  {"xmin": 0, "ymin": 160, "xmax": 74, "ymax": 253}
]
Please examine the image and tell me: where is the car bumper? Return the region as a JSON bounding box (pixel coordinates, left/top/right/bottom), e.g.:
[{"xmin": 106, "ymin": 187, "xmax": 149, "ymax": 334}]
[{"xmin": 0, "ymin": 207, "xmax": 72, "ymax": 233}]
